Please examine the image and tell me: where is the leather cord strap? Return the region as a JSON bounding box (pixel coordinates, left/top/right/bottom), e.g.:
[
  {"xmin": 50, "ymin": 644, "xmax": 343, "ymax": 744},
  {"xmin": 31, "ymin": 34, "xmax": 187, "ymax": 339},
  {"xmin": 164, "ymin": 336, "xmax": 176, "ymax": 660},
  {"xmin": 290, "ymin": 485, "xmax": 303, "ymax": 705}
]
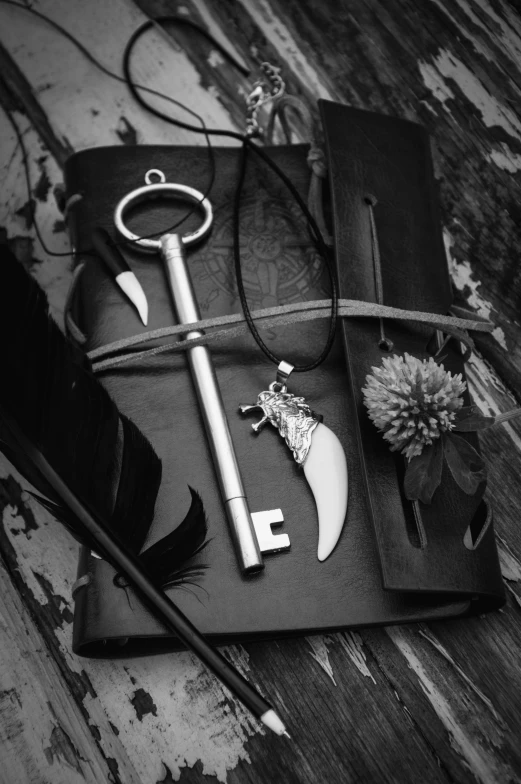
[{"xmin": 85, "ymin": 298, "xmax": 493, "ymax": 373}]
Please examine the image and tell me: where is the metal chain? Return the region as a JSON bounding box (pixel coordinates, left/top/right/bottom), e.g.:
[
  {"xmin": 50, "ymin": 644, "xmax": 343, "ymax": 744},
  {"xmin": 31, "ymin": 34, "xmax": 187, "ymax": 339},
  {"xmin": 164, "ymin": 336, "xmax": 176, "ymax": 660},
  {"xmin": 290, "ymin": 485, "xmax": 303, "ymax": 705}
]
[{"xmin": 245, "ymin": 62, "xmax": 285, "ymax": 137}]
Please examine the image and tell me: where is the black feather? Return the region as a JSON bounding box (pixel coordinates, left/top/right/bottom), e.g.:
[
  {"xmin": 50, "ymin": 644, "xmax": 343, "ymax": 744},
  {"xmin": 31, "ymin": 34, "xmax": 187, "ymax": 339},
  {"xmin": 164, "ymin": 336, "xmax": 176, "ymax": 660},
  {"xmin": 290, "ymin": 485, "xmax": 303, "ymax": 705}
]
[
  {"xmin": 0, "ymin": 246, "xmax": 208, "ymax": 588},
  {"xmin": 139, "ymin": 487, "xmax": 210, "ymax": 589},
  {"xmin": 0, "ymin": 244, "xmax": 159, "ymax": 553}
]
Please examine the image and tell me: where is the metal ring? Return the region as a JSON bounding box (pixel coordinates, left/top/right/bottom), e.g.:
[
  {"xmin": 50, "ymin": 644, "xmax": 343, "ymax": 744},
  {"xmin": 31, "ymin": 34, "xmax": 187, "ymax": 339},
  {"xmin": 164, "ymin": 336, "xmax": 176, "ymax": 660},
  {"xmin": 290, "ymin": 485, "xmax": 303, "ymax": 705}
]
[
  {"xmin": 276, "ymin": 361, "xmax": 294, "ymax": 387},
  {"xmin": 114, "ymin": 182, "xmax": 213, "ymax": 251},
  {"xmin": 269, "ymin": 381, "xmax": 287, "ymax": 394},
  {"xmin": 145, "ymin": 168, "xmax": 166, "ymax": 185}
]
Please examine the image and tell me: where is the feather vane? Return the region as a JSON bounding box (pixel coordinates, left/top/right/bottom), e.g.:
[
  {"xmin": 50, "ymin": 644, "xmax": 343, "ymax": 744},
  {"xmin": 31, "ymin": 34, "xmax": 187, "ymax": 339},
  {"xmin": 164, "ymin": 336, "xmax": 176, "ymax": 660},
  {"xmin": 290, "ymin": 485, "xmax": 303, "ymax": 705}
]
[{"xmin": 0, "ymin": 245, "xmax": 207, "ymax": 588}]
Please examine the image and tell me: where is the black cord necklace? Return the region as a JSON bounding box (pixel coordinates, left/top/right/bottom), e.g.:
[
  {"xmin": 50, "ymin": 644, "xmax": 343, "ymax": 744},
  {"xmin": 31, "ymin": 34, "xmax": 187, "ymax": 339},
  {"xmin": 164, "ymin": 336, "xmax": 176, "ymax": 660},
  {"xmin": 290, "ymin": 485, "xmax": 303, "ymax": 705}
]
[
  {"xmin": 2, "ymin": 2, "xmax": 337, "ymax": 372},
  {"xmin": 122, "ymin": 17, "xmax": 347, "ymax": 563},
  {"xmin": 1, "ymin": 1, "xmax": 348, "ymax": 561},
  {"xmin": 0, "ymin": 3, "xmax": 218, "ymax": 254},
  {"xmin": 122, "ymin": 16, "xmax": 338, "ymax": 372}
]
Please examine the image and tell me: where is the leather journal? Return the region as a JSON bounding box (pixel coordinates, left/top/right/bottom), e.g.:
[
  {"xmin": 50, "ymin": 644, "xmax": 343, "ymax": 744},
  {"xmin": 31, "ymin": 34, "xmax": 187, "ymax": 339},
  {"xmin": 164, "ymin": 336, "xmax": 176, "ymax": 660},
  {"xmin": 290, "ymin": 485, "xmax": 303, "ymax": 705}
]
[{"xmin": 65, "ymin": 101, "xmax": 504, "ymax": 657}]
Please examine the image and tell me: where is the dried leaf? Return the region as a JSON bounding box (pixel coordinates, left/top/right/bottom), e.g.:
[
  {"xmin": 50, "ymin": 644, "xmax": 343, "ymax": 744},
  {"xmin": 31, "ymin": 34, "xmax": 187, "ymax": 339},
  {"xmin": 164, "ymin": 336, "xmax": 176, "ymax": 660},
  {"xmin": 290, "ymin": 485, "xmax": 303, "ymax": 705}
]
[
  {"xmin": 453, "ymin": 405, "xmax": 495, "ymax": 432},
  {"xmin": 443, "ymin": 433, "xmax": 486, "ymax": 495},
  {"xmin": 404, "ymin": 438, "xmax": 444, "ymax": 504}
]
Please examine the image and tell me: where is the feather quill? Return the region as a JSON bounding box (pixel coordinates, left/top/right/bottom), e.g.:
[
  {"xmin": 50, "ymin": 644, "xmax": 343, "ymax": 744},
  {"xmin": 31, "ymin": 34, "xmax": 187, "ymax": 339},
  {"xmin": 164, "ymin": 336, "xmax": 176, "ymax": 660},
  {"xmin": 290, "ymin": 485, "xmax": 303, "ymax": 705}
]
[
  {"xmin": 0, "ymin": 245, "xmax": 207, "ymax": 587},
  {"xmin": 138, "ymin": 487, "xmax": 209, "ymax": 589}
]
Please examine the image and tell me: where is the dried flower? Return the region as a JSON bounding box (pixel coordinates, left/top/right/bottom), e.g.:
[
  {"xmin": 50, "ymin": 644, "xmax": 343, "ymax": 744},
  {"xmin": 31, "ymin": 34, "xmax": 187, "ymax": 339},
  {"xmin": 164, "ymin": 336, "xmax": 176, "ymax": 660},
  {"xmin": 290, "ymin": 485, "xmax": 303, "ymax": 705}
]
[{"xmin": 362, "ymin": 353, "xmax": 466, "ymax": 460}]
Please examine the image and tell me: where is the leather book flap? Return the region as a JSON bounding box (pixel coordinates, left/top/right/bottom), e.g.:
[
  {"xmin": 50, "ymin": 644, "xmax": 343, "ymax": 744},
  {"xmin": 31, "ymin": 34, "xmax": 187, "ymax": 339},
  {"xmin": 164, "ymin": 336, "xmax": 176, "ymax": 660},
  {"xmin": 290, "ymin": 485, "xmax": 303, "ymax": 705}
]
[{"xmin": 320, "ymin": 100, "xmax": 504, "ymax": 607}]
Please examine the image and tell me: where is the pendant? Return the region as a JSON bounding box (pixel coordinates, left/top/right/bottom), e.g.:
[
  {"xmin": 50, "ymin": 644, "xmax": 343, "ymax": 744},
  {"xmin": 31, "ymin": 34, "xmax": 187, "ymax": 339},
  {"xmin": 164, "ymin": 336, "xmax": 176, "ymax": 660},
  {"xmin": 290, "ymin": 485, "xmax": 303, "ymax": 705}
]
[{"xmin": 240, "ymin": 362, "xmax": 348, "ymax": 561}]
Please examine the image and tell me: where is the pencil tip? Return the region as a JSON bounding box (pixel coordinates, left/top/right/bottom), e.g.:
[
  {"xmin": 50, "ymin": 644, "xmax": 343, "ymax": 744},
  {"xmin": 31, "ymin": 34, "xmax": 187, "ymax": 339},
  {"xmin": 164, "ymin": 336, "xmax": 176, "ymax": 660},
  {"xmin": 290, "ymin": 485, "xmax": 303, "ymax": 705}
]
[{"xmin": 260, "ymin": 709, "xmax": 289, "ymax": 736}]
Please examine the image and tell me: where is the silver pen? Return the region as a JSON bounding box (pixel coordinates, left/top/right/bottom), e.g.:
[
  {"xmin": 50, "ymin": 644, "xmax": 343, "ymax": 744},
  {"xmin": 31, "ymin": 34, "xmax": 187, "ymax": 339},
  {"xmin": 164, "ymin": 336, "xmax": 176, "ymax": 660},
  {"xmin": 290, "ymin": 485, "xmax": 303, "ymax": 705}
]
[
  {"xmin": 160, "ymin": 232, "xmax": 263, "ymax": 573},
  {"xmin": 114, "ymin": 176, "xmax": 263, "ymax": 574}
]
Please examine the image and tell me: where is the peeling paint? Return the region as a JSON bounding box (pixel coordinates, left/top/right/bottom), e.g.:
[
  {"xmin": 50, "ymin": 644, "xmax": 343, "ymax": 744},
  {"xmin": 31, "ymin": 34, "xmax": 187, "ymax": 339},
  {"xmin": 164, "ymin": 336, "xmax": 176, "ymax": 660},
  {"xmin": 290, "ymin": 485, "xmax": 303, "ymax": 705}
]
[
  {"xmin": 7, "ymin": 235, "xmax": 39, "ymax": 272},
  {"xmin": 306, "ymin": 636, "xmax": 337, "ymax": 684},
  {"xmin": 474, "ymin": 0, "xmax": 521, "ymax": 66},
  {"xmin": 43, "ymin": 723, "xmax": 84, "ymax": 773},
  {"xmin": 221, "ymin": 645, "xmax": 252, "ymax": 679},
  {"xmin": 207, "ymin": 49, "xmax": 225, "ymax": 68},
  {"xmin": 34, "ymin": 164, "xmax": 51, "ymax": 203},
  {"xmin": 464, "ymin": 354, "xmax": 521, "ymax": 456},
  {"xmin": 487, "ymin": 145, "xmax": 521, "ymax": 173},
  {"xmin": 449, "ymin": 254, "xmax": 507, "ymax": 348},
  {"xmin": 53, "ymin": 183, "xmax": 66, "ymax": 214},
  {"xmin": 189, "ymin": 0, "xmax": 248, "ymax": 73},
  {"xmin": 443, "ymin": 228, "xmax": 507, "ymax": 349},
  {"xmin": 306, "ymin": 633, "xmax": 376, "ymax": 685},
  {"xmin": 131, "ymin": 689, "xmax": 158, "ymax": 721},
  {"xmin": 338, "ymin": 632, "xmax": 376, "ymax": 684},
  {"xmin": 53, "ymin": 219, "xmax": 66, "ymax": 233},
  {"xmin": 115, "ymin": 116, "xmax": 138, "ymax": 146},
  {"xmin": 498, "ymin": 421, "xmax": 521, "ymax": 454},
  {"xmin": 33, "ymin": 571, "xmax": 74, "ymax": 626},
  {"xmin": 496, "ymin": 534, "xmax": 521, "ymax": 584},
  {"xmin": 419, "ymin": 44, "xmax": 521, "ymax": 172},
  {"xmin": 237, "ymin": 0, "xmax": 334, "ymax": 101},
  {"xmin": 418, "ymin": 626, "xmax": 504, "ymax": 723},
  {"xmin": 157, "ymin": 762, "xmax": 177, "ymax": 783},
  {"xmin": 429, "ymin": 0, "xmax": 496, "ymax": 63},
  {"xmin": 0, "ymin": 687, "xmax": 22, "ymax": 709},
  {"xmin": 505, "ymin": 585, "xmax": 521, "ymax": 610},
  {"xmin": 419, "ymin": 99, "xmax": 439, "ymax": 117},
  {"xmin": 0, "ymin": 475, "xmax": 39, "ymax": 534},
  {"xmin": 1, "ymin": 1, "xmax": 520, "ymax": 779},
  {"xmin": 466, "ymin": 350, "xmax": 518, "ymax": 402},
  {"xmin": 387, "ymin": 627, "xmax": 512, "ymax": 784},
  {"xmin": 106, "ymin": 757, "xmax": 119, "ymax": 780},
  {"xmin": 418, "ymin": 61, "xmax": 455, "ymax": 109},
  {"xmin": 78, "ymin": 648, "xmax": 257, "ymax": 783},
  {"xmin": 15, "ymin": 199, "xmax": 35, "ymax": 230},
  {"xmin": 1, "ymin": 499, "xmax": 77, "ymax": 613},
  {"xmin": 426, "ymin": 48, "xmax": 521, "ymax": 144}
]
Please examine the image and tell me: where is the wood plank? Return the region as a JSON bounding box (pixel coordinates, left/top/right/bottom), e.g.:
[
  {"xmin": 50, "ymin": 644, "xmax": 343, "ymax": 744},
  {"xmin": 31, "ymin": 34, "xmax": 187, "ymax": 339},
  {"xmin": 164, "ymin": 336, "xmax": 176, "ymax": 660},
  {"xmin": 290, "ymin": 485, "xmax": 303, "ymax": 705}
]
[
  {"xmin": 0, "ymin": 0, "xmax": 240, "ymax": 320},
  {"xmin": 191, "ymin": 0, "xmax": 521, "ymax": 399},
  {"xmin": 1, "ymin": 0, "xmax": 521, "ymax": 782},
  {"xmin": 0, "ymin": 3, "xmax": 270, "ymax": 778},
  {"xmin": 0, "ymin": 548, "xmax": 118, "ymax": 784},
  {"xmin": 0, "ymin": 470, "xmax": 268, "ymax": 783}
]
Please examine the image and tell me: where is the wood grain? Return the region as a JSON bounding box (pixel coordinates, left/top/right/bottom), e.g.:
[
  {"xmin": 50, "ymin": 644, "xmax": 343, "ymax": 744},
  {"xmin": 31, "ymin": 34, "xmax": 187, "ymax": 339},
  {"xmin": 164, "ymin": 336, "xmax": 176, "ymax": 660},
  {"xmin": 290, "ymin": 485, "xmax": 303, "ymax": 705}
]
[
  {"xmin": 1, "ymin": 0, "xmax": 521, "ymax": 781},
  {"xmin": 0, "ymin": 545, "xmax": 115, "ymax": 784},
  {"xmin": 191, "ymin": 0, "xmax": 521, "ymax": 398}
]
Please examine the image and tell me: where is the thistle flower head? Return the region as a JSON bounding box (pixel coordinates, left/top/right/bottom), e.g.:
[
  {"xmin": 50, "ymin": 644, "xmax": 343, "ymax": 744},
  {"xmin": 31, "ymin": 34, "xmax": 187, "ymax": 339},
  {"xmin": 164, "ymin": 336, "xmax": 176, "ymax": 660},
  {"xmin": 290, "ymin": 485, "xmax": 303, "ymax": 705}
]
[{"xmin": 362, "ymin": 353, "xmax": 466, "ymax": 460}]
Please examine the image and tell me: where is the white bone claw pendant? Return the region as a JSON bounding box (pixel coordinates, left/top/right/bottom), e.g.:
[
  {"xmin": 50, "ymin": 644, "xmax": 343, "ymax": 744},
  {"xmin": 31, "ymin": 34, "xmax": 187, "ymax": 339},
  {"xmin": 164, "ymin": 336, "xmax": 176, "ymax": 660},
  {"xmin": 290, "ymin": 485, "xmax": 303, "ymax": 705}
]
[{"xmin": 240, "ymin": 381, "xmax": 348, "ymax": 561}]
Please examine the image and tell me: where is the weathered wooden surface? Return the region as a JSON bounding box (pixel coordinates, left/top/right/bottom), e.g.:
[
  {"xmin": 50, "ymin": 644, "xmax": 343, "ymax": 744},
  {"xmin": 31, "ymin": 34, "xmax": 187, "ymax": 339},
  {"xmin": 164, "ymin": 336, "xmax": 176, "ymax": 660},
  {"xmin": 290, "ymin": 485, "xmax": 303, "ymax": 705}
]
[{"xmin": 1, "ymin": 0, "xmax": 521, "ymax": 781}]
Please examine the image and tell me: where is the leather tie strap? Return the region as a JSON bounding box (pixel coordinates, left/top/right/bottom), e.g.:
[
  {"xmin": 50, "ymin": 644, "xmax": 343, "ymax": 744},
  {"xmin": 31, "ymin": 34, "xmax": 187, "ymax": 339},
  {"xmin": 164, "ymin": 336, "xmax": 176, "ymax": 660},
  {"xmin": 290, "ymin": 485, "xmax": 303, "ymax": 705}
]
[{"xmin": 86, "ymin": 297, "xmax": 492, "ymax": 373}]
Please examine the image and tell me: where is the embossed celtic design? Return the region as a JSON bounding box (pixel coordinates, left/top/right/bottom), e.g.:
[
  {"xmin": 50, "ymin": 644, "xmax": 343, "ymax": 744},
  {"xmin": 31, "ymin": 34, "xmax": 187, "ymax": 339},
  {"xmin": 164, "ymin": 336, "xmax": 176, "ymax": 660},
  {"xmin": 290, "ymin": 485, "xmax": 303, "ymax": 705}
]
[{"xmin": 199, "ymin": 197, "xmax": 325, "ymax": 308}]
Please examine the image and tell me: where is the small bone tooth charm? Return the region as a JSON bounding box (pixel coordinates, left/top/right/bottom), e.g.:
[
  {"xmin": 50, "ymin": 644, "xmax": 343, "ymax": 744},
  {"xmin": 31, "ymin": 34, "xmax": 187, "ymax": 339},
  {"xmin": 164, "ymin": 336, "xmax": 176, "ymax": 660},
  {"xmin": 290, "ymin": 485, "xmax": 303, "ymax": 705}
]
[{"xmin": 240, "ymin": 383, "xmax": 348, "ymax": 561}]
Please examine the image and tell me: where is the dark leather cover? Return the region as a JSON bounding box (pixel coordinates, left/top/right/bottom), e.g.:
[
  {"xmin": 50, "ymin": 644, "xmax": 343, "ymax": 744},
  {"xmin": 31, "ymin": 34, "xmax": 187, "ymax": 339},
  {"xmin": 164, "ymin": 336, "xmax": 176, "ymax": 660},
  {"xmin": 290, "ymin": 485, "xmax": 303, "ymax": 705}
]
[{"xmin": 65, "ymin": 107, "xmax": 504, "ymax": 658}]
